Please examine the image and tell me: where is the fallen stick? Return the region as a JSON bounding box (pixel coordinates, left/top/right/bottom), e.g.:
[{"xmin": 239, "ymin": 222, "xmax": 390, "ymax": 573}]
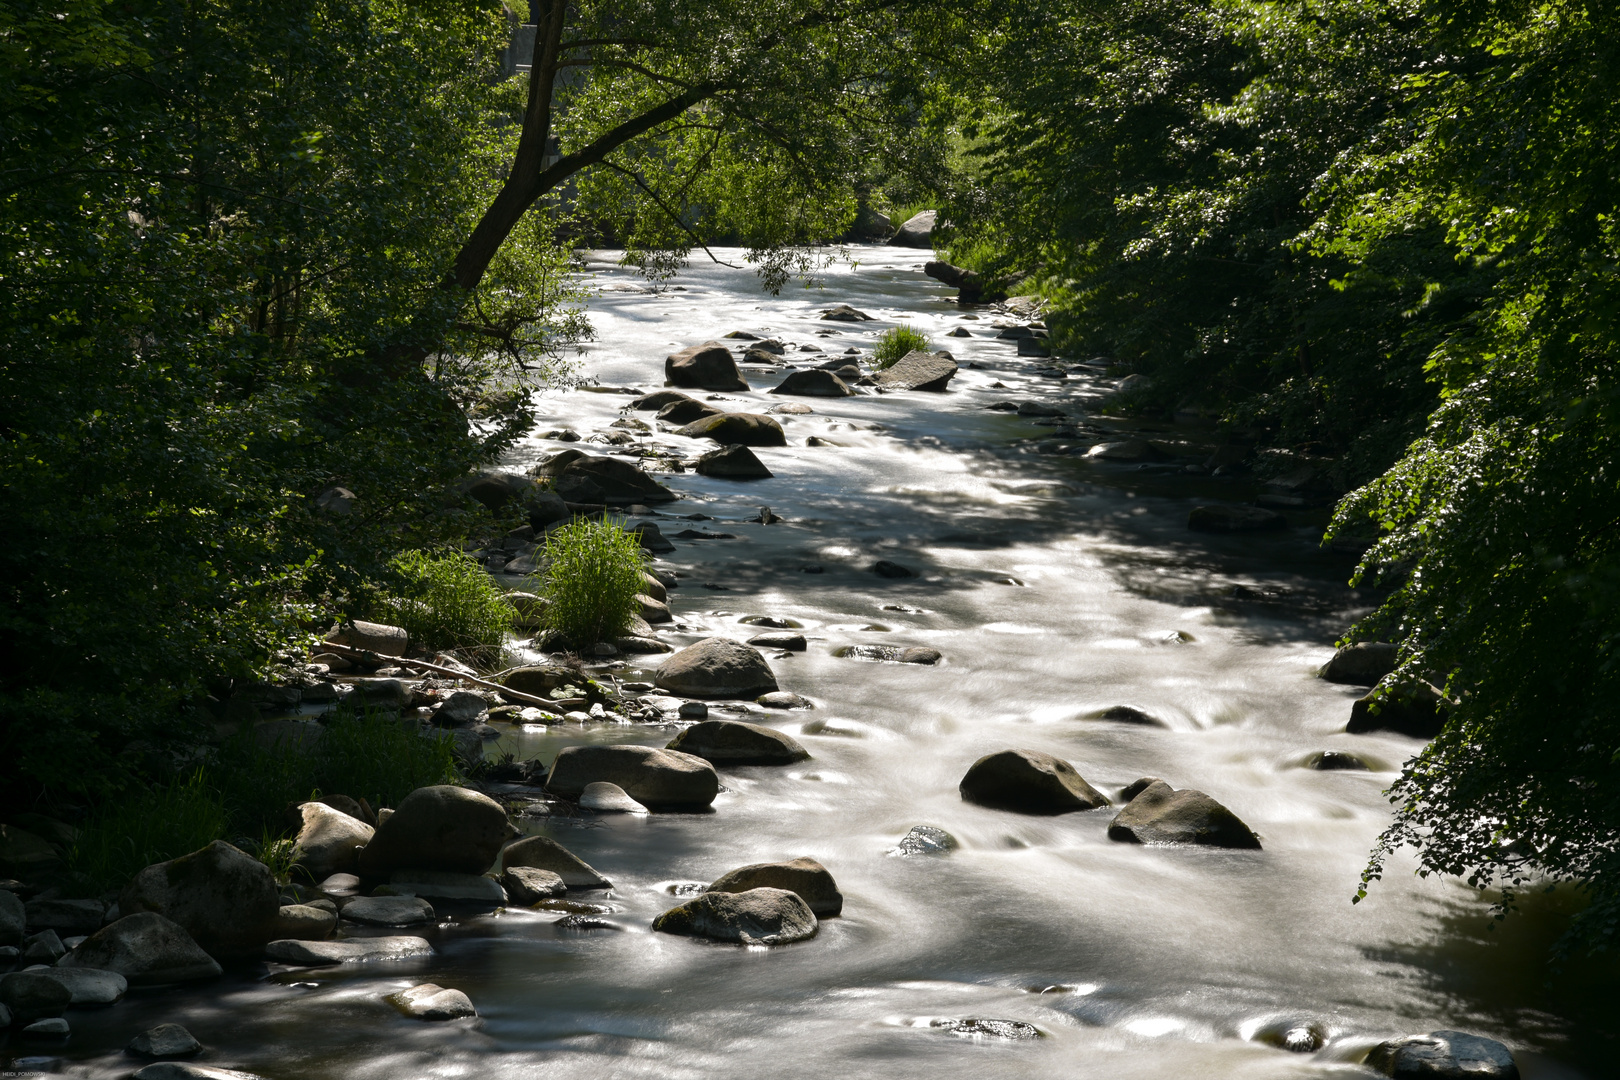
[{"xmin": 316, "ymin": 642, "xmax": 565, "ymax": 715}]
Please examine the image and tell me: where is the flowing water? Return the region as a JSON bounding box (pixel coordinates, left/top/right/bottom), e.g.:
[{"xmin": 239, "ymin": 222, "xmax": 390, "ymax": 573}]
[{"xmin": 26, "ymin": 248, "xmax": 1617, "ymax": 1079}]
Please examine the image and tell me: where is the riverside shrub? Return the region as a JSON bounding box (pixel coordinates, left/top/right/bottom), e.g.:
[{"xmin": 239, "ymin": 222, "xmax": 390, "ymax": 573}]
[
  {"xmin": 541, "ymin": 517, "xmax": 645, "ymax": 647},
  {"xmin": 873, "ymin": 325, "xmax": 933, "ymax": 369},
  {"xmin": 384, "ymin": 549, "xmax": 515, "ymax": 666}
]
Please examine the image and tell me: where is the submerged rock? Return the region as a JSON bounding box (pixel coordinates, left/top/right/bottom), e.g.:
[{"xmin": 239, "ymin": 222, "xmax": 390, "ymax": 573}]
[
  {"xmin": 874, "ymin": 351, "xmax": 957, "ymax": 392},
  {"xmin": 631, "ymin": 389, "xmax": 694, "ymax": 411},
  {"xmin": 666, "ymin": 720, "xmax": 810, "ymax": 766},
  {"xmin": 1107, "ymin": 780, "xmax": 1260, "ymax": 849},
  {"xmin": 1187, "ymin": 504, "xmax": 1288, "ymax": 533},
  {"xmin": 388, "ymin": 983, "xmax": 477, "ymax": 1021},
  {"xmin": 1346, "ymin": 677, "xmax": 1449, "ymax": 739},
  {"xmin": 1320, "ymin": 641, "xmax": 1399, "ymax": 686},
  {"xmin": 676, "ymin": 412, "xmax": 787, "ymax": 447},
  {"xmin": 748, "ymin": 632, "xmax": 806, "ymax": 651},
  {"xmin": 930, "ymin": 1017, "xmax": 1041, "ymax": 1040},
  {"xmin": 388, "ymin": 870, "xmax": 507, "ymax": 904},
  {"xmin": 59, "ymin": 913, "xmax": 222, "ymax": 985},
  {"xmin": 838, "ymin": 644, "xmax": 941, "ymax": 665},
  {"xmin": 656, "ymin": 637, "xmax": 780, "ymax": 698},
  {"xmin": 1093, "ymin": 705, "xmax": 1167, "ymax": 727},
  {"xmin": 501, "ymin": 866, "xmax": 567, "ymax": 904},
  {"xmin": 340, "ymin": 895, "xmax": 435, "ymax": 927},
  {"xmin": 501, "ymin": 835, "xmax": 612, "ymax": 889},
  {"xmin": 706, "ymin": 857, "xmax": 842, "ymax": 916},
  {"xmin": 1306, "ymin": 750, "xmax": 1371, "ymax": 771},
  {"xmin": 696, "ymin": 444, "xmax": 773, "ymax": 479},
  {"xmin": 264, "ymin": 935, "xmax": 431, "ymax": 966},
  {"xmin": 292, "ymin": 801, "xmax": 374, "ymax": 880},
  {"xmin": 959, "ymin": 749, "xmax": 1110, "ymax": 815},
  {"xmin": 131, "ymin": 1065, "xmax": 267, "ymax": 1080},
  {"xmin": 757, "ymin": 691, "xmax": 814, "ymax": 709},
  {"xmin": 820, "ymin": 303, "xmax": 875, "ymax": 321},
  {"xmin": 579, "ymin": 782, "xmax": 648, "ymax": 813},
  {"xmin": 119, "ymin": 841, "xmax": 280, "ymax": 960},
  {"xmin": 128, "ymin": 1023, "xmax": 203, "ymax": 1059},
  {"xmin": 1365, "ymin": 1030, "xmax": 1519, "ymax": 1079},
  {"xmin": 666, "ymin": 341, "xmax": 749, "ymax": 391},
  {"xmin": 546, "ymin": 745, "xmax": 718, "ymax": 811},
  {"xmin": 652, "ymin": 887, "xmax": 817, "ymax": 945},
  {"xmin": 356, "ymin": 785, "xmax": 515, "ymax": 878},
  {"xmin": 892, "ymin": 825, "xmax": 958, "ymax": 856}
]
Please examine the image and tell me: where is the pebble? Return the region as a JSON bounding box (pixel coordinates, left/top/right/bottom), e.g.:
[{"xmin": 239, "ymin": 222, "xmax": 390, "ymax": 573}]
[{"xmin": 388, "ymin": 983, "xmax": 477, "ymax": 1021}]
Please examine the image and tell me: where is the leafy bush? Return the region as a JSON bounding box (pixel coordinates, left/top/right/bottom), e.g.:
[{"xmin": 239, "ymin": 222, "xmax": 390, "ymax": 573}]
[
  {"xmin": 69, "ymin": 770, "xmax": 229, "ymax": 893},
  {"xmin": 873, "ymin": 324, "xmax": 932, "ymax": 369},
  {"xmin": 383, "ymin": 549, "xmax": 515, "ymax": 666},
  {"xmin": 541, "ymin": 516, "xmax": 645, "ymax": 646}
]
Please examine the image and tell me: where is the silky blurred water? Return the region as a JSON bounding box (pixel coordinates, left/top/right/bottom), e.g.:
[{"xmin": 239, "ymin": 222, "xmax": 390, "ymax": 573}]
[{"xmin": 28, "ymin": 247, "xmax": 1615, "ymax": 1079}]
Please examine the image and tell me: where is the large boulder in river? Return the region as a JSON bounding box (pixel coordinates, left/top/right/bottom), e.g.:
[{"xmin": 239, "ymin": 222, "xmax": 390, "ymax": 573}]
[
  {"xmin": 1321, "ymin": 642, "xmax": 1399, "ymax": 686},
  {"xmin": 675, "ymin": 412, "xmax": 787, "ymax": 447},
  {"xmin": 1106, "ymin": 780, "xmax": 1260, "ymax": 848},
  {"xmin": 656, "ymin": 637, "xmax": 779, "ymax": 698},
  {"xmin": 1346, "ymin": 677, "xmax": 1449, "ymax": 739},
  {"xmin": 356, "ymin": 785, "xmax": 516, "ymax": 878},
  {"xmin": 545, "ymin": 745, "xmax": 718, "ymax": 811},
  {"xmin": 551, "ymin": 455, "xmax": 675, "ymax": 505},
  {"xmin": 706, "ymin": 857, "xmax": 841, "ymax": 916},
  {"xmin": 657, "ymin": 397, "xmax": 725, "ymax": 425},
  {"xmin": 666, "ymin": 342, "xmax": 748, "ymax": 391},
  {"xmin": 874, "ymin": 350, "xmax": 957, "ymax": 392},
  {"xmin": 119, "ymin": 841, "xmax": 281, "ymax": 960},
  {"xmin": 667, "ymin": 720, "xmax": 809, "ymax": 766},
  {"xmin": 888, "ymin": 209, "xmax": 937, "ymax": 248},
  {"xmin": 1365, "ymin": 1030, "xmax": 1519, "ymax": 1079},
  {"xmin": 772, "ymin": 369, "xmax": 855, "ymax": 397},
  {"xmin": 959, "ymin": 749, "xmax": 1110, "ymax": 814},
  {"xmin": 652, "ymin": 887, "xmax": 817, "ymax": 945},
  {"xmin": 696, "ymin": 444, "xmax": 773, "ymax": 480},
  {"xmin": 292, "ymin": 801, "xmax": 374, "ymax": 880},
  {"xmin": 59, "ymin": 913, "xmax": 223, "ymax": 985},
  {"xmin": 501, "ymin": 835, "xmax": 612, "ymax": 889}
]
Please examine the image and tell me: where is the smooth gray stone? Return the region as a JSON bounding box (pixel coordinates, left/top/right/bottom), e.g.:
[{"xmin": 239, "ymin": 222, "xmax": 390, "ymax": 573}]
[
  {"xmin": 339, "ymin": 896, "xmax": 435, "ymax": 927},
  {"xmin": 387, "ymin": 982, "xmax": 476, "ymax": 1021},
  {"xmin": 264, "ymin": 936, "xmax": 431, "ymax": 966},
  {"xmin": 31, "ymin": 965, "xmax": 127, "ymax": 1006},
  {"xmin": 578, "ymin": 782, "xmax": 647, "ymax": 813},
  {"xmin": 129, "ymin": 1022, "xmax": 203, "ymax": 1058},
  {"xmin": 22, "ymin": 1017, "xmax": 70, "ymax": 1036},
  {"xmin": 500, "ymin": 867, "xmax": 567, "ymax": 905},
  {"xmin": 59, "ymin": 913, "xmax": 222, "ymax": 985}
]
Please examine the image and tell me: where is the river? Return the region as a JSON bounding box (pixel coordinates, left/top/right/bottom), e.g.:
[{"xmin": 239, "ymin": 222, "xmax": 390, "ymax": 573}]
[{"xmin": 32, "ymin": 247, "xmax": 1612, "ymax": 1079}]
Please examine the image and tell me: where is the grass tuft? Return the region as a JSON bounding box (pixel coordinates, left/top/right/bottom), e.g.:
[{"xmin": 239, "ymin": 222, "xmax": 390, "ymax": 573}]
[
  {"xmin": 541, "ymin": 515, "xmax": 645, "ymax": 647},
  {"xmin": 382, "ymin": 548, "xmax": 515, "ymax": 667},
  {"xmin": 873, "ymin": 324, "xmax": 932, "ymax": 369},
  {"xmin": 68, "ymin": 770, "xmax": 228, "ymax": 893}
]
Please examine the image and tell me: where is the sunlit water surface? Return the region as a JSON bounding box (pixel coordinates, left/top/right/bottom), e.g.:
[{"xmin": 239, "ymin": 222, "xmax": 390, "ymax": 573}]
[{"xmin": 29, "ymin": 248, "xmax": 1617, "ymax": 1079}]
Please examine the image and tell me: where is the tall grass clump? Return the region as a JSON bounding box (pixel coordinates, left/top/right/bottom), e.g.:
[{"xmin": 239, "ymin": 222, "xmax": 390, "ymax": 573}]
[
  {"xmin": 69, "ymin": 770, "xmax": 228, "ymax": 892},
  {"xmin": 541, "ymin": 515, "xmax": 644, "ymax": 646},
  {"xmin": 872, "ymin": 324, "xmax": 932, "ymax": 369},
  {"xmin": 383, "ymin": 549, "xmax": 514, "ymax": 666}
]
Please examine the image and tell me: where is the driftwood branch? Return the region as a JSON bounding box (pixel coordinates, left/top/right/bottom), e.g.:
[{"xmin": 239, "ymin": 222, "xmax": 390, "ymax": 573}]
[{"xmin": 317, "ymin": 641, "xmax": 567, "ymax": 714}]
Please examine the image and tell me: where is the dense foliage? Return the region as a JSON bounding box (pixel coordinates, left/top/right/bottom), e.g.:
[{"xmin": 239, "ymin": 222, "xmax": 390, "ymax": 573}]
[
  {"xmin": 1, "ymin": 0, "xmax": 961, "ymax": 809},
  {"xmin": 940, "ymin": 0, "xmax": 1620, "ymax": 951}
]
